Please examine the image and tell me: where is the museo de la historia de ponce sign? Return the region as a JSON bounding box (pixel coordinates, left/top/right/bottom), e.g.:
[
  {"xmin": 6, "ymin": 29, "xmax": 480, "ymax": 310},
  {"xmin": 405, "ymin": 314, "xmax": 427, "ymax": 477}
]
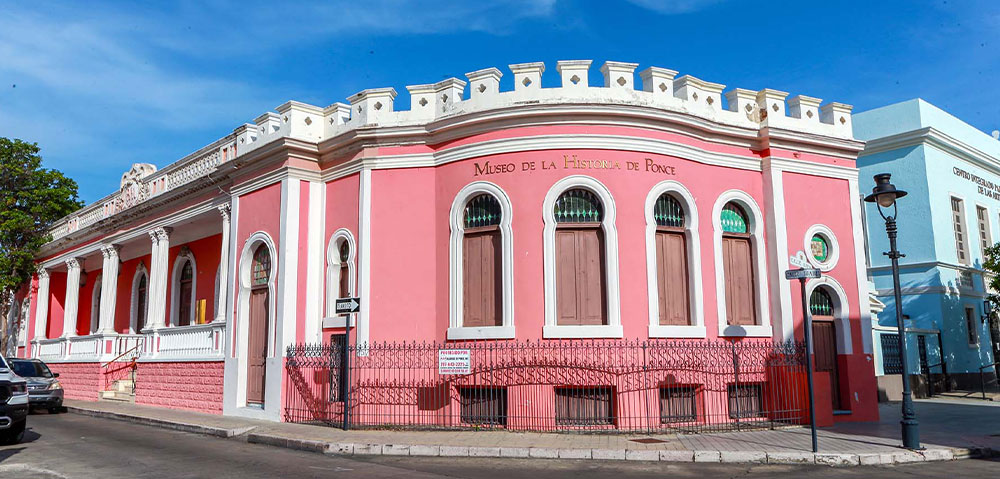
[{"xmin": 473, "ymin": 154, "xmax": 677, "ymax": 177}]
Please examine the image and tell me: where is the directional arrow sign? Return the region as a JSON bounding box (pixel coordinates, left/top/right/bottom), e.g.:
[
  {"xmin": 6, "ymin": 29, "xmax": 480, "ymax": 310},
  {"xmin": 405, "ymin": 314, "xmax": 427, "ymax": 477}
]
[
  {"xmin": 785, "ymin": 268, "xmax": 822, "ymax": 280},
  {"xmin": 789, "ymin": 250, "xmax": 812, "ymax": 269},
  {"xmin": 335, "ymin": 297, "xmax": 361, "ymax": 315}
]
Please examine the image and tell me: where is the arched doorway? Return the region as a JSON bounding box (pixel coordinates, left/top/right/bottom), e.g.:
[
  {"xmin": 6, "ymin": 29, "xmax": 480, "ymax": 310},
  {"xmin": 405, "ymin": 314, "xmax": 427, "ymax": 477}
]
[
  {"xmin": 247, "ymin": 244, "xmax": 271, "ymax": 406},
  {"xmin": 809, "ymin": 287, "xmax": 840, "ymax": 410}
]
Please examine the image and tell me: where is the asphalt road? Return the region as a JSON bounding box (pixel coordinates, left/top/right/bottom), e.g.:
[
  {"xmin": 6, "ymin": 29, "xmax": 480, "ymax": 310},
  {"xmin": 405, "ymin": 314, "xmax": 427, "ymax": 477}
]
[{"xmin": 1, "ymin": 412, "xmax": 998, "ymax": 478}]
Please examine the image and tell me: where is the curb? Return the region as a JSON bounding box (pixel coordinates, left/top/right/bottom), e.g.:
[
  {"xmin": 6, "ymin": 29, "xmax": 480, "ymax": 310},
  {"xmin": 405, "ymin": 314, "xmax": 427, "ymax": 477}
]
[
  {"xmin": 65, "ymin": 406, "xmax": 257, "ymax": 438},
  {"xmin": 64, "ymin": 406, "xmax": 996, "ymax": 466}
]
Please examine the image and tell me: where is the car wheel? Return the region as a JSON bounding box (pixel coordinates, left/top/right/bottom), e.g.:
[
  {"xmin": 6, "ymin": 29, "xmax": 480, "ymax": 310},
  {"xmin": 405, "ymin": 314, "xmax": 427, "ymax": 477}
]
[
  {"xmin": 48, "ymin": 407, "xmax": 60, "ymax": 414},
  {"xmin": 1, "ymin": 420, "xmax": 26, "ymax": 445}
]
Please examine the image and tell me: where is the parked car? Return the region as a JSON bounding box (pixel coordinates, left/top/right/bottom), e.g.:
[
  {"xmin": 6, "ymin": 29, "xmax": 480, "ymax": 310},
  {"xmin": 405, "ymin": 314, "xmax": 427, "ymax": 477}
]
[
  {"xmin": 7, "ymin": 358, "xmax": 63, "ymax": 414},
  {"xmin": 0, "ymin": 356, "xmax": 28, "ymax": 444}
]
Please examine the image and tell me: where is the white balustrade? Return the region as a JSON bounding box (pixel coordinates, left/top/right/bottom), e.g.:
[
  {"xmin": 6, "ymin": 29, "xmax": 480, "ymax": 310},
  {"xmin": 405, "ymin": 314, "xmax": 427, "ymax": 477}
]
[
  {"xmin": 151, "ymin": 323, "xmax": 225, "ymax": 360},
  {"xmin": 36, "ymin": 338, "xmax": 64, "ymax": 360},
  {"xmin": 66, "ymin": 334, "xmax": 102, "ymax": 361}
]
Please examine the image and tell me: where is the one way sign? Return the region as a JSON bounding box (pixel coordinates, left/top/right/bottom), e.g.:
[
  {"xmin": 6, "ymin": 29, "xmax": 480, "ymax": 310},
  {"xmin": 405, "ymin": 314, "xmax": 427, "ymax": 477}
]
[{"xmin": 335, "ymin": 297, "xmax": 361, "ymax": 315}]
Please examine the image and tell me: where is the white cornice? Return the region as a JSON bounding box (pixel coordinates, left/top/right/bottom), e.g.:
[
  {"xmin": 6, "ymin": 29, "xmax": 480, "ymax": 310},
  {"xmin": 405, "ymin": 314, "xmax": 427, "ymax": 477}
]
[{"xmin": 862, "ymin": 126, "xmax": 1000, "ymax": 177}]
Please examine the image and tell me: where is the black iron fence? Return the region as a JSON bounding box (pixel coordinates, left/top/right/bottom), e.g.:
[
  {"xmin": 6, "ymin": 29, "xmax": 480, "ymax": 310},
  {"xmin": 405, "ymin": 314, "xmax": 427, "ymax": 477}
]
[{"xmin": 284, "ymin": 339, "xmax": 809, "ymax": 434}]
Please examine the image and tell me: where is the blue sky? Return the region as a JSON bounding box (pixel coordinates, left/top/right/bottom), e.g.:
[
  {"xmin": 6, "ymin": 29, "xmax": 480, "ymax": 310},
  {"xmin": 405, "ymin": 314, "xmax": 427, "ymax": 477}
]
[{"xmin": 2, "ymin": 0, "xmax": 999, "ymax": 203}]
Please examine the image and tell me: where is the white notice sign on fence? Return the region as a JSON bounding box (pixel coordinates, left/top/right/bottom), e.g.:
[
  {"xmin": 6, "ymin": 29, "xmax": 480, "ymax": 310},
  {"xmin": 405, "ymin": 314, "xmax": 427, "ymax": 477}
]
[{"xmin": 438, "ymin": 349, "xmax": 471, "ymax": 375}]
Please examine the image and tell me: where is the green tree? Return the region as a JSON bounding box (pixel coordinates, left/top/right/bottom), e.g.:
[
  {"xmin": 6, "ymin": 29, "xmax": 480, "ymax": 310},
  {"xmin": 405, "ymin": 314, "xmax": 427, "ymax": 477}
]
[{"xmin": 0, "ymin": 138, "xmax": 82, "ymax": 353}]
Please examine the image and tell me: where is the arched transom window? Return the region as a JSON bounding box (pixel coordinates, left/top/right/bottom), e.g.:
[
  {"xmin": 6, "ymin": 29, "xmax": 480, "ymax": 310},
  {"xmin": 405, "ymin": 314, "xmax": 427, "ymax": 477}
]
[
  {"xmin": 177, "ymin": 261, "xmax": 194, "ymax": 326},
  {"xmin": 809, "ymin": 288, "xmax": 834, "ymax": 317},
  {"xmin": 720, "ymin": 202, "xmax": 756, "ymax": 326},
  {"xmin": 653, "ymin": 194, "xmax": 689, "ymax": 326},
  {"xmin": 252, "ymin": 246, "xmax": 271, "ymax": 288},
  {"xmin": 462, "ymin": 193, "xmax": 503, "ymax": 327},
  {"xmin": 554, "ymin": 188, "xmax": 607, "ymax": 326}
]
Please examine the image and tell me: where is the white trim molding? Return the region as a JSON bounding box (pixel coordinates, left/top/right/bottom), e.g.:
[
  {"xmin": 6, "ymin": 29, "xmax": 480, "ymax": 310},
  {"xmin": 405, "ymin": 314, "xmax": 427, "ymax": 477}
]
[
  {"xmin": 804, "ymin": 224, "xmax": 840, "ymax": 272},
  {"xmin": 169, "ymin": 248, "xmax": 198, "ymax": 327},
  {"xmin": 542, "ymin": 175, "xmax": 623, "ymax": 339},
  {"xmin": 448, "ymin": 181, "xmax": 515, "ymax": 340},
  {"xmin": 323, "ymin": 228, "xmax": 359, "ymax": 329},
  {"xmin": 129, "ymin": 262, "xmax": 149, "ymax": 334},
  {"xmin": 712, "ymin": 190, "xmax": 772, "ymax": 337},
  {"xmin": 644, "ymin": 181, "xmax": 706, "ymax": 338},
  {"xmin": 805, "ymin": 276, "xmax": 853, "ymax": 355}
]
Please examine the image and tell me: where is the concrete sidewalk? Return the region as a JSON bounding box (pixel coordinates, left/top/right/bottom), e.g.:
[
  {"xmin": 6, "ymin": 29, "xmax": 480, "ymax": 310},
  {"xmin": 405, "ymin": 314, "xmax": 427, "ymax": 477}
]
[{"xmin": 62, "ymin": 399, "xmax": 993, "ymax": 467}]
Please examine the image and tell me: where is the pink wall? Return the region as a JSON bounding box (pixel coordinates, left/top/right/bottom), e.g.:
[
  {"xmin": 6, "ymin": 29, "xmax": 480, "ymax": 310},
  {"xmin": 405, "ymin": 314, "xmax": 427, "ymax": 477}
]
[
  {"xmin": 163, "ymin": 234, "xmax": 223, "ymax": 326},
  {"xmin": 322, "ymin": 174, "xmax": 360, "ymax": 338},
  {"xmin": 135, "ymin": 361, "xmax": 224, "ymax": 414},
  {"xmin": 232, "ymin": 182, "xmax": 282, "ymax": 354},
  {"xmin": 368, "ymin": 148, "xmax": 769, "ymax": 343},
  {"xmin": 77, "ymin": 265, "xmax": 101, "ymax": 335},
  {"xmin": 46, "ymin": 272, "xmax": 67, "ymax": 338},
  {"xmin": 115, "ymin": 254, "xmax": 153, "ymax": 333},
  {"xmin": 296, "ymin": 181, "xmax": 311, "ymax": 343}
]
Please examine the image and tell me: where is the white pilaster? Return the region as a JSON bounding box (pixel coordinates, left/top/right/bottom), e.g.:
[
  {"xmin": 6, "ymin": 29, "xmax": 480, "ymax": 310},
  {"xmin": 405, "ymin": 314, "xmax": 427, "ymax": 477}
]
[
  {"xmin": 304, "ymin": 182, "xmax": 324, "ymax": 343},
  {"xmin": 62, "ymin": 258, "xmax": 82, "ymax": 338},
  {"xmin": 215, "ymin": 204, "xmax": 232, "ymax": 323},
  {"xmin": 98, "ymin": 244, "xmax": 120, "ymax": 334},
  {"xmin": 357, "ymin": 168, "xmax": 372, "ymax": 351},
  {"xmin": 33, "ymin": 269, "xmax": 50, "ymax": 341},
  {"xmin": 277, "ymin": 179, "xmax": 300, "ymax": 354},
  {"xmin": 762, "ymin": 160, "xmax": 794, "ymax": 342}
]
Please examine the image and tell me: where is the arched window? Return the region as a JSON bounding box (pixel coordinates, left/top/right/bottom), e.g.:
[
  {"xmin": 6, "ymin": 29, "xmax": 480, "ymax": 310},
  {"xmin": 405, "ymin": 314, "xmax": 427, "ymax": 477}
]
[
  {"xmin": 720, "ymin": 202, "xmax": 756, "ymax": 326},
  {"xmin": 809, "ymin": 288, "xmax": 835, "ymax": 317},
  {"xmin": 338, "ymin": 241, "xmax": 351, "ymax": 299},
  {"xmin": 132, "ymin": 269, "xmax": 149, "ymax": 333},
  {"xmin": 177, "ymin": 260, "xmax": 194, "ymax": 326},
  {"xmin": 808, "ymin": 285, "xmax": 841, "ymax": 409},
  {"xmin": 652, "ymin": 194, "xmax": 690, "ymax": 326},
  {"xmin": 554, "ymin": 188, "xmax": 607, "ymax": 326},
  {"xmin": 462, "ymin": 193, "xmax": 503, "ymax": 328},
  {"xmin": 325, "ymin": 229, "xmax": 357, "ymax": 322},
  {"xmin": 251, "ymin": 246, "xmax": 271, "ymax": 287},
  {"xmin": 247, "ymin": 242, "xmax": 272, "ymax": 406},
  {"xmin": 90, "ymin": 275, "xmax": 102, "ymax": 334}
]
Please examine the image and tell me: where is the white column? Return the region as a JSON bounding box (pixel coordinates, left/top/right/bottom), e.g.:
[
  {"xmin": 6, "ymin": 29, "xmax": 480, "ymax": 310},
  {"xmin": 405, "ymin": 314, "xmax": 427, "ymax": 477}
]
[
  {"xmin": 98, "ymin": 244, "xmax": 120, "ymax": 334},
  {"xmin": 147, "ymin": 227, "xmax": 171, "ymax": 330},
  {"xmin": 357, "ymin": 167, "xmax": 372, "ymax": 351},
  {"xmin": 215, "ymin": 204, "xmax": 231, "ymax": 323},
  {"xmin": 33, "ymin": 269, "xmax": 50, "ymax": 341},
  {"xmin": 62, "ymin": 258, "xmax": 82, "ymax": 338}
]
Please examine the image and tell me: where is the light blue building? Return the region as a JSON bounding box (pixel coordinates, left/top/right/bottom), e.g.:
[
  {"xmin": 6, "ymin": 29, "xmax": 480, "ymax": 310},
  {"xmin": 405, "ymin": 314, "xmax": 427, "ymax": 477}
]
[{"xmin": 854, "ymin": 99, "xmax": 999, "ymax": 398}]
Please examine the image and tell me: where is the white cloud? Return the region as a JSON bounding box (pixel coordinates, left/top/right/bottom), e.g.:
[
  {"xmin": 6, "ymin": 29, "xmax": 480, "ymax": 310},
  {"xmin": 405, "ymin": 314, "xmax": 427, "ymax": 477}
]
[{"xmin": 625, "ymin": 0, "xmax": 726, "ymax": 14}]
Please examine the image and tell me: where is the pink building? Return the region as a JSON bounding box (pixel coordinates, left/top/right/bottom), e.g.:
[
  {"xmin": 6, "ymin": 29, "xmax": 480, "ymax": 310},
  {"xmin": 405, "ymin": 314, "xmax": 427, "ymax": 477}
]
[{"xmin": 11, "ymin": 60, "xmax": 878, "ymax": 426}]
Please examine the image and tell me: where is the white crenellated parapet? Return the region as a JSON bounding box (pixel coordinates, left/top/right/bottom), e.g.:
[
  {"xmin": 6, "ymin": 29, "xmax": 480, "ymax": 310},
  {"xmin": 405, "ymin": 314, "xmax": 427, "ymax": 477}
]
[
  {"xmin": 639, "ymin": 66, "xmax": 678, "ymax": 99},
  {"xmin": 466, "ymin": 67, "xmax": 502, "ymax": 100},
  {"xmin": 725, "ymin": 88, "xmax": 759, "ymax": 119},
  {"xmin": 276, "ymin": 101, "xmax": 325, "ymax": 142},
  {"xmin": 820, "ymin": 102, "xmax": 854, "ymax": 131},
  {"xmin": 756, "ymin": 88, "xmax": 789, "ymax": 127},
  {"xmin": 600, "ymin": 61, "xmax": 638, "ymax": 90},
  {"xmin": 557, "ymin": 60, "xmax": 592, "ymax": 90},
  {"xmin": 233, "ymin": 123, "xmax": 258, "ymax": 151},
  {"xmin": 435, "ymin": 78, "xmax": 466, "ymax": 113},
  {"xmin": 347, "ymin": 87, "xmax": 398, "ymax": 126},
  {"xmin": 674, "ymin": 75, "xmax": 725, "ymax": 112},
  {"xmin": 510, "ymin": 62, "xmax": 545, "ymax": 91},
  {"xmin": 788, "ymin": 95, "xmax": 822, "ymax": 124}
]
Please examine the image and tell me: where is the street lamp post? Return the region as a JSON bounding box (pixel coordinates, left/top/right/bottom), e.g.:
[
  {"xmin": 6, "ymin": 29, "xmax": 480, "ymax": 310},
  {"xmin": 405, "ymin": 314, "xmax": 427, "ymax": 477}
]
[{"xmin": 864, "ymin": 173, "xmax": 921, "ymax": 450}]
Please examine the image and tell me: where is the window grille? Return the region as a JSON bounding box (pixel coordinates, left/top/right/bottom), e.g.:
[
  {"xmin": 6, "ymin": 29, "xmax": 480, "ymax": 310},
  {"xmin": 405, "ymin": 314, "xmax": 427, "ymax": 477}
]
[
  {"xmin": 881, "ymin": 333, "xmax": 903, "ymax": 375},
  {"xmin": 251, "ymin": 245, "xmax": 271, "ymax": 287},
  {"xmin": 720, "ymin": 203, "xmax": 749, "ymax": 234},
  {"xmin": 339, "ymin": 240, "xmax": 350, "ymax": 263},
  {"xmin": 555, "ymin": 387, "xmax": 613, "ymax": 425},
  {"xmin": 653, "ymin": 194, "xmax": 685, "ymax": 228},
  {"xmin": 952, "ymin": 197, "xmax": 969, "ymax": 264},
  {"xmin": 459, "ymin": 387, "xmax": 507, "ymax": 426},
  {"xmin": 727, "ymin": 384, "xmax": 765, "ymax": 419},
  {"xmin": 463, "ymin": 193, "xmax": 502, "ymax": 228},
  {"xmin": 660, "ymin": 386, "xmax": 698, "ymax": 423},
  {"xmin": 965, "ymin": 307, "xmax": 979, "ymax": 345},
  {"xmin": 809, "ymin": 288, "xmax": 834, "ymax": 316},
  {"xmin": 554, "ymin": 189, "xmax": 603, "ymax": 223}
]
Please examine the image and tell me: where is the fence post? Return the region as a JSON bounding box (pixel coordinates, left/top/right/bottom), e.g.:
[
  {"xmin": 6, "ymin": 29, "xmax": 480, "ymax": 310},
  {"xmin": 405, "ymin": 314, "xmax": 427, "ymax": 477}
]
[
  {"xmin": 343, "ymin": 338, "xmax": 352, "ymax": 430},
  {"xmin": 730, "ymin": 341, "xmax": 741, "ymax": 431}
]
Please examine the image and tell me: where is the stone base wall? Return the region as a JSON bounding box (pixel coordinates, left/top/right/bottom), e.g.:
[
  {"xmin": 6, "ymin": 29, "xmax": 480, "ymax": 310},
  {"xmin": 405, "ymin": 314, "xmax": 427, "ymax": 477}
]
[
  {"xmin": 46, "ymin": 362, "xmax": 101, "ymax": 401},
  {"xmin": 135, "ymin": 361, "xmax": 225, "ymax": 414}
]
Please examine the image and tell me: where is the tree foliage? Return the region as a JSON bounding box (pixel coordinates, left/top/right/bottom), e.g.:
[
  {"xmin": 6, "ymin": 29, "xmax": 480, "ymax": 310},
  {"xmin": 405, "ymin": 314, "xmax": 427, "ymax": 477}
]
[
  {"xmin": 0, "ymin": 138, "xmax": 82, "ymax": 351},
  {"xmin": 983, "ymin": 242, "xmax": 1000, "ymax": 303}
]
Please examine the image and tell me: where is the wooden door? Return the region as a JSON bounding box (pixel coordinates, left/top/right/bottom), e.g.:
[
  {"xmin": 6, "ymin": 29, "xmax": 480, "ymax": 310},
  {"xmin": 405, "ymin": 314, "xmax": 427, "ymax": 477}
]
[
  {"xmin": 462, "ymin": 229, "xmax": 502, "ymax": 327},
  {"xmin": 555, "ymin": 228, "xmax": 606, "ymax": 325},
  {"xmin": 247, "ymin": 288, "xmax": 269, "ymax": 405},
  {"xmin": 722, "ymin": 236, "xmax": 755, "ymax": 325},
  {"xmin": 812, "ymin": 320, "xmax": 840, "ymax": 410},
  {"xmin": 656, "ymin": 230, "xmax": 689, "ymax": 325}
]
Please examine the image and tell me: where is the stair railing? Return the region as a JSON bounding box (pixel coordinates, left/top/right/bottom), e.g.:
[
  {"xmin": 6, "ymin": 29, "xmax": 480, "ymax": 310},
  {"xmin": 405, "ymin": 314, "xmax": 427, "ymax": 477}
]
[{"xmin": 102, "ymin": 340, "xmax": 144, "ymax": 394}]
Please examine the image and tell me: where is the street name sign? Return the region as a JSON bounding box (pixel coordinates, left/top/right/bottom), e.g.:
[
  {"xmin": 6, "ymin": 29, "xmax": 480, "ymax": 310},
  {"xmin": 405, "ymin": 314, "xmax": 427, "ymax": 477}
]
[
  {"xmin": 335, "ymin": 297, "xmax": 361, "ymax": 315},
  {"xmin": 789, "ymin": 250, "xmax": 811, "ymax": 269},
  {"xmin": 785, "ymin": 268, "xmax": 822, "ymax": 280}
]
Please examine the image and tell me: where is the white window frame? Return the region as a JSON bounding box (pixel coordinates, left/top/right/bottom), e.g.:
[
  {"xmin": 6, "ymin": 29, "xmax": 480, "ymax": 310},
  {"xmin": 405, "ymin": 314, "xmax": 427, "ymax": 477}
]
[
  {"xmin": 130, "ymin": 263, "xmax": 149, "ymax": 333},
  {"xmin": 951, "ymin": 195, "xmax": 970, "ymax": 266},
  {"xmin": 712, "ymin": 190, "xmax": 771, "ymax": 337},
  {"xmin": 169, "ymin": 250, "xmax": 198, "ymax": 327},
  {"xmin": 323, "ymin": 228, "xmax": 359, "ymax": 329},
  {"xmin": 644, "ymin": 181, "xmax": 705, "ymax": 338},
  {"xmin": 448, "ymin": 182, "xmax": 515, "ymax": 340},
  {"xmin": 90, "ymin": 274, "xmax": 102, "ymax": 334},
  {"xmin": 804, "ymin": 224, "xmax": 840, "ymax": 272},
  {"xmin": 542, "ymin": 176, "xmax": 622, "ymax": 339},
  {"xmin": 976, "ymin": 203, "xmax": 992, "ymax": 259}
]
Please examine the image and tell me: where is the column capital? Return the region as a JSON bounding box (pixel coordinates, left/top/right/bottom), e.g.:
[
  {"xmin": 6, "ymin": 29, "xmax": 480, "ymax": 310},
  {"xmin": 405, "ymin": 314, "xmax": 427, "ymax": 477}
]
[
  {"xmin": 149, "ymin": 226, "xmax": 172, "ymax": 242},
  {"xmin": 217, "ymin": 203, "xmax": 231, "ymax": 221},
  {"xmin": 36, "ymin": 267, "xmax": 49, "ymax": 279},
  {"xmin": 65, "ymin": 257, "xmax": 81, "ymax": 270},
  {"xmin": 100, "ymin": 243, "xmax": 121, "ymax": 258}
]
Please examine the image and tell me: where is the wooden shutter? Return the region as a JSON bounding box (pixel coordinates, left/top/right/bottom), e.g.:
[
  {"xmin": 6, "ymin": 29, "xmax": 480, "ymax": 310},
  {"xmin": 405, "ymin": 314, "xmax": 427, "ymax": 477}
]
[
  {"xmin": 137, "ymin": 275, "xmax": 147, "ymax": 330},
  {"xmin": 723, "ymin": 236, "xmax": 755, "ymax": 325},
  {"xmin": 178, "ymin": 262, "xmax": 193, "ymax": 327},
  {"xmin": 656, "ymin": 231, "xmax": 689, "ymax": 325},
  {"xmin": 556, "ymin": 228, "xmax": 607, "ymax": 326},
  {"xmin": 463, "ymin": 229, "xmax": 502, "ymax": 327}
]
